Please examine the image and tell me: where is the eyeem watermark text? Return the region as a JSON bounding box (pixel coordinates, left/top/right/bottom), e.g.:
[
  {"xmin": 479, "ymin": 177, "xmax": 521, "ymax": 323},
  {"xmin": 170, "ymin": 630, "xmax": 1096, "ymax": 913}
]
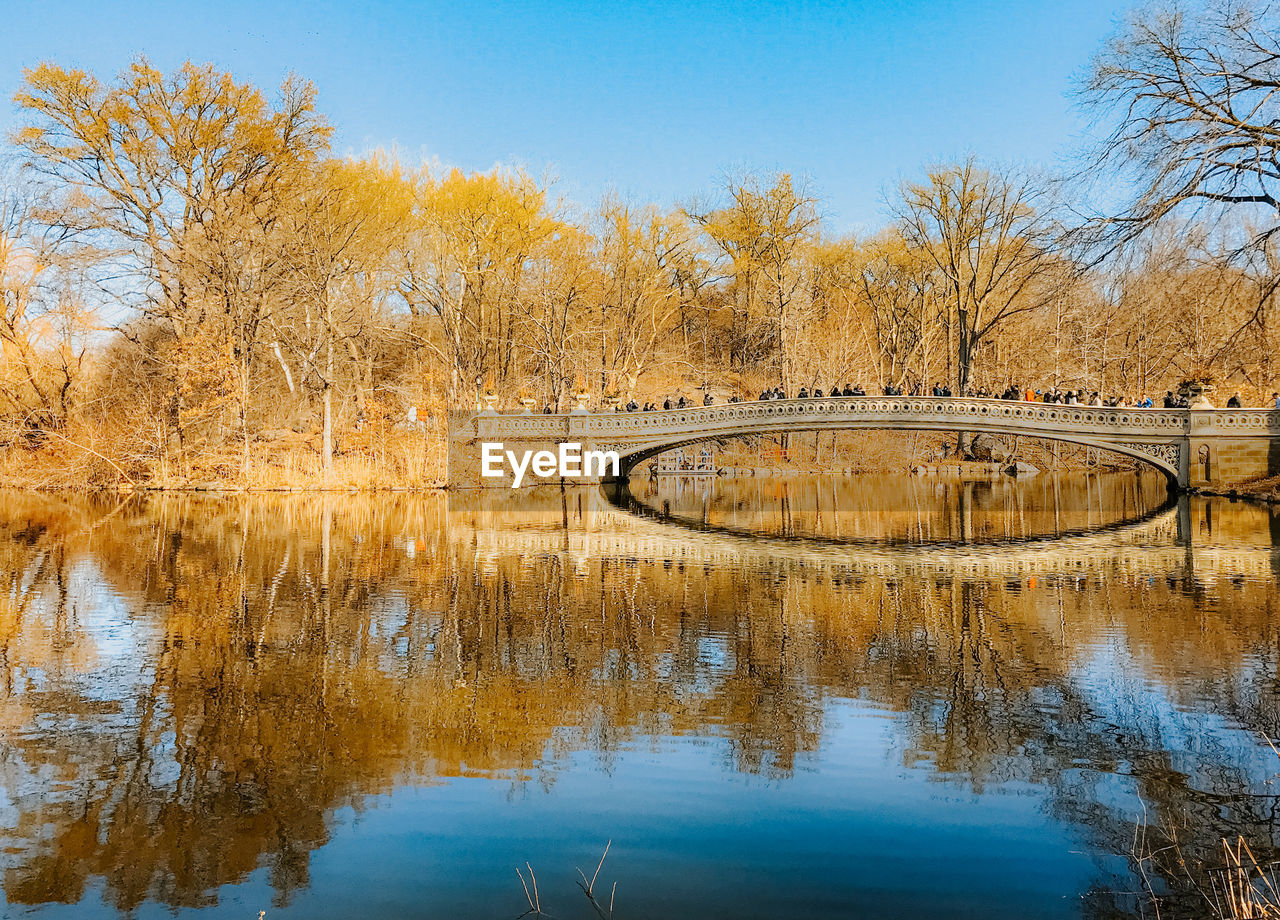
[{"xmin": 481, "ymin": 442, "xmax": 620, "ymax": 487}]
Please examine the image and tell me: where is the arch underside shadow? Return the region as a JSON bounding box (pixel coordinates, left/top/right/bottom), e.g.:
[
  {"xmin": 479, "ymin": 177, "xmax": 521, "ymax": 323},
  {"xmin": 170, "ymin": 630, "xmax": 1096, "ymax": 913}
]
[{"xmin": 612, "ymin": 421, "xmax": 1181, "ymax": 483}]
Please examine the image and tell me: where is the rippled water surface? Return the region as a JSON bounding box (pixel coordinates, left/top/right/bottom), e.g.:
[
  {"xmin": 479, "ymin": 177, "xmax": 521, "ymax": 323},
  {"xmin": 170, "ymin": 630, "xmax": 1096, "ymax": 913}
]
[{"xmin": 2, "ymin": 473, "xmax": 1279, "ymax": 919}]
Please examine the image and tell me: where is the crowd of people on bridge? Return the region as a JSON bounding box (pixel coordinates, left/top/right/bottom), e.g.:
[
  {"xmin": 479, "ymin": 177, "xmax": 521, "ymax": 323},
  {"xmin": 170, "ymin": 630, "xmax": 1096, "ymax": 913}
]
[{"xmin": 596, "ymin": 383, "xmax": 1280, "ymax": 413}]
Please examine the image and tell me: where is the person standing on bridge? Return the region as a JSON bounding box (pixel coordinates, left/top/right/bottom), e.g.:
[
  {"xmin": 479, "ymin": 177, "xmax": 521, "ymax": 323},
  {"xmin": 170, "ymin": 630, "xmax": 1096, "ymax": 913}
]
[{"xmin": 1227, "ymin": 391, "xmax": 1242, "ymax": 408}]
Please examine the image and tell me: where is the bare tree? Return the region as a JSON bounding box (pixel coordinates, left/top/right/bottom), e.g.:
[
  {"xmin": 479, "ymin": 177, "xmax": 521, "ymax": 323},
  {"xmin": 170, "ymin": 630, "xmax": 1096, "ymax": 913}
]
[
  {"xmin": 691, "ymin": 172, "xmax": 820, "ymax": 391},
  {"xmin": 894, "ymin": 160, "xmax": 1063, "ymax": 395},
  {"xmin": 1082, "ymin": 1, "xmax": 1280, "ymax": 248}
]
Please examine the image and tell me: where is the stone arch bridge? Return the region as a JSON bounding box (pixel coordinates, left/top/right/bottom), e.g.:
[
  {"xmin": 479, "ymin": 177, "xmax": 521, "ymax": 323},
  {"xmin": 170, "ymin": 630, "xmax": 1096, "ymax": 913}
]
[{"xmin": 448, "ymin": 396, "xmax": 1280, "ymax": 490}]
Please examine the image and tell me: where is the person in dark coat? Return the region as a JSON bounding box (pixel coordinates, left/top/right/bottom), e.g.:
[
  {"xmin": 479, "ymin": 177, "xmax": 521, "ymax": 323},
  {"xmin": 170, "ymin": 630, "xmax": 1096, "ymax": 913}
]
[{"xmin": 663, "ymin": 397, "xmax": 672, "ymax": 410}]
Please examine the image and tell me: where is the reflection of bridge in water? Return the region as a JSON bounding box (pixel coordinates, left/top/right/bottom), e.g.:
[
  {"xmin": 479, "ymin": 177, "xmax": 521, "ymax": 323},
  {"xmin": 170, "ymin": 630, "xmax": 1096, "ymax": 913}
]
[{"xmin": 449, "ymin": 486, "xmax": 1280, "ymax": 583}]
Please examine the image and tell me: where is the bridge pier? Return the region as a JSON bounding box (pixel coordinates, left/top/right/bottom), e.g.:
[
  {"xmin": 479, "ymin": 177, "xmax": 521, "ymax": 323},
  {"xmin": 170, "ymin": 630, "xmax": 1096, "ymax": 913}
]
[
  {"xmin": 448, "ymin": 411, "xmax": 623, "ymax": 489},
  {"xmin": 1185, "ymin": 409, "xmax": 1280, "ymax": 488}
]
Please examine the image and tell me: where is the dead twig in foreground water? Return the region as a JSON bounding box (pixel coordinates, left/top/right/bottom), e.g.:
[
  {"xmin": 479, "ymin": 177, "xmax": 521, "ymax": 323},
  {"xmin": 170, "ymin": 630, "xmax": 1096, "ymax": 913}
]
[
  {"xmin": 517, "ymin": 861, "xmax": 547, "ymax": 918},
  {"xmin": 515, "ymin": 840, "xmax": 616, "ymax": 919},
  {"xmin": 576, "ymin": 839, "xmax": 615, "ymax": 919}
]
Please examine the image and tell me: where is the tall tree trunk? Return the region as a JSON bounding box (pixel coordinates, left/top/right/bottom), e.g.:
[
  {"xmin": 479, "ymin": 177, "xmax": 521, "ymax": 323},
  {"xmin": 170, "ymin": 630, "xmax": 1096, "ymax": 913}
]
[
  {"xmin": 322, "ymin": 299, "xmax": 334, "ymax": 478},
  {"xmin": 322, "ymin": 381, "xmax": 333, "ymax": 477}
]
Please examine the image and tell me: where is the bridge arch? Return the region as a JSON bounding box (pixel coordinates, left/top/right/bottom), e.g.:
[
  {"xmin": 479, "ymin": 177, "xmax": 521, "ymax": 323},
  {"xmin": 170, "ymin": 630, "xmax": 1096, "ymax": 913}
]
[
  {"xmin": 615, "ymin": 422, "xmax": 1181, "ymax": 482},
  {"xmin": 579, "ymin": 397, "xmax": 1187, "ymax": 483}
]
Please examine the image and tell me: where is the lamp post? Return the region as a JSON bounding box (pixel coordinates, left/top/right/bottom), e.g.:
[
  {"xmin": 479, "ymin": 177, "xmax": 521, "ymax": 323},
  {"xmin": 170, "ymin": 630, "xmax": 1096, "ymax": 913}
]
[{"xmin": 474, "ymin": 374, "xmax": 483, "ymax": 412}]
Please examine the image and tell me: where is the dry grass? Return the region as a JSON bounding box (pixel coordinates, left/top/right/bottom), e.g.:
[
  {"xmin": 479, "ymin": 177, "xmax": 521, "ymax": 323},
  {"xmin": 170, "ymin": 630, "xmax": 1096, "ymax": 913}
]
[
  {"xmin": 1216, "ymin": 475, "xmax": 1280, "ymax": 503},
  {"xmin": 1131, "ymin": 735, "xmax": 1280, "ymax": 920},
  {"xmin": 0, "ymin": 428, "xmax": 447, "ymax": 492},
  {"xmin": 1212, "ymin": 837, "xmax": 1280, "ymax": 919}
]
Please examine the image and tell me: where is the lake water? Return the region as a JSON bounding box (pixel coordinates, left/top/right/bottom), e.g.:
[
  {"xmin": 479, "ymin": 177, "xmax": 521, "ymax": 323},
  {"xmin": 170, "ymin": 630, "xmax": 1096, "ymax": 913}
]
[{"xmin": 2, "ymin": 472, "xmax": 1279, "ymax": 919}]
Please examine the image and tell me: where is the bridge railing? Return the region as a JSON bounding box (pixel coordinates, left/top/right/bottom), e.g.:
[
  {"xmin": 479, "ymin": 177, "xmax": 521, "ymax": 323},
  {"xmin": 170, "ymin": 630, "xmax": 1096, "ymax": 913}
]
[{"xmin": 471, "ymin": 396, "xmax": 1260, "ymax": 441}]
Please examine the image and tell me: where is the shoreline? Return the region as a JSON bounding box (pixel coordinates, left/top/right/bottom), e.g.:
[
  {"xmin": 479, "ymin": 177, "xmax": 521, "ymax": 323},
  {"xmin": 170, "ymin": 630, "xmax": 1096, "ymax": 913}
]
[
  {"xmin": 9, "ymin": 468, "xmax": 1280, "ymax": 507},
  {"xmin": 1187, "ymin": 482, "xmax": 1280, "ymax": 506},
  {"xmin": 0, "ymin": 483, "xmax": 448, "ymax": 495}
]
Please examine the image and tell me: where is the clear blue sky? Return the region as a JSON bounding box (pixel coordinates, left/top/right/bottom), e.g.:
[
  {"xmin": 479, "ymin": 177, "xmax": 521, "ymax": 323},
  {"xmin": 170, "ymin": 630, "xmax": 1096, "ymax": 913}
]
[{"xmin": 3, "ymin": 0, "xmax": 1128, "ymax": 233}]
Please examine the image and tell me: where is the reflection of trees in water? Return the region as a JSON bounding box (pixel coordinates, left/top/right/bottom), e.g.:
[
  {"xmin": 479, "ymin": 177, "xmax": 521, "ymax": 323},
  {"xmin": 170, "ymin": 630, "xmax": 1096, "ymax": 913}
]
[
  {"xmin": 0, "ymin": 492, "xmax": 1278, "ymax": 916},
  {"xmin": 859, "ymin": 574, "xmax": 1280, "ymax": 920}
]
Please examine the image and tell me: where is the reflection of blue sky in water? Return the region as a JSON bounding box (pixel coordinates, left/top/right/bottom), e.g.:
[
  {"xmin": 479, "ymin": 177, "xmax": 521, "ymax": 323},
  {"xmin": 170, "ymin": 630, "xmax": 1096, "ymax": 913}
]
[
  {"xmin": 2, "ymin": 489, "xmax": 1280, "ymax": 919},
  {"xmin": 5, "ymin": 717, "xmax": 1104, "ymax": 920}
]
